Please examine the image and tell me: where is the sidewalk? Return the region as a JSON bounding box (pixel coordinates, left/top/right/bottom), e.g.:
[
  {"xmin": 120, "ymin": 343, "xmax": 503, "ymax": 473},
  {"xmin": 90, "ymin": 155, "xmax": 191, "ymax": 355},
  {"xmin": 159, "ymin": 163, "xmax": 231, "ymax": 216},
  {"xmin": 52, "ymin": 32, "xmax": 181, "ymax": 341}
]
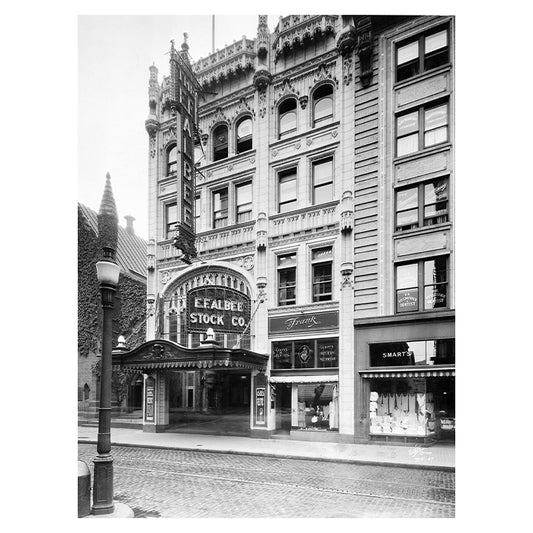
[{"xmin": 78, "ymin": 425, "xmax": 455, "ymax": 471}]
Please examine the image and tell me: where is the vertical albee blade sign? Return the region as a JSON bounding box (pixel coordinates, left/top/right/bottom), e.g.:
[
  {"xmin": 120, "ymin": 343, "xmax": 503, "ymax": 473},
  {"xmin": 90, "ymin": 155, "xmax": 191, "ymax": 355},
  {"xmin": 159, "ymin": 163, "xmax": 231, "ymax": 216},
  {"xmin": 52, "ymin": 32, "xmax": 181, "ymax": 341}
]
[{"xmin": 169, "ymin": 35, "xmax": 199, "ymax": 264}]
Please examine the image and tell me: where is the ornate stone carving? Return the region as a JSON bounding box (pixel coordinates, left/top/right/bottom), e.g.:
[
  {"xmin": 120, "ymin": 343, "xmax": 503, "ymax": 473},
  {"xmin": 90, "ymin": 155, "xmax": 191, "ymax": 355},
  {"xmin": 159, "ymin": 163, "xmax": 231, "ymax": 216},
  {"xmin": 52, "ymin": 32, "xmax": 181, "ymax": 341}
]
[
  {"xmin": 313, "ymin": 63, "xmax": 333, "ymax": 84},
  {"xmin": 145, "ymin": 118, "xmax": 159, "ymax": 138},
  {"xmin": 161, "ymin": 271, "xmax": 171, "ymax": 285},
  {"xmin": 273, "ymin": 15, "xmax": 338, "ymax": 61},
  {"xmin": 340, "ymin": 190, "xmax": 354, "ymax": 233},
  {"xmin": 258, "ymin": 89, "xmax": 267, "ymax": 118},
  {"xmin": 336, "ymin": 25, "xmax": 356, "ymax": 56},
  {"xmin": 243, "ymin": 255, "xmax": 254, "ymax": 270},
  {"xmin": 356, "ymin": 17, "xmax": 373, "ymax": 88},
  {"xmin": 274, "ymin": 78, "xmax": 299, "ymax": 103},
  {"xmin": 299, "ymin": 95, "xmax": 308, "ymax": 109},
  {"xmin": 143, "ymin": 343, "xmax": 172, "ymax": 360},
  {"xmin": 343, "ymin": 55, "xmax": 353, "ymax": 86},
  {"xmin": 340, "ymin": 262, "xmax": 354, "ymax": 289},
  {"xmin": 256, "ymin": 15, "xmax": 270, "ymax": 60}
]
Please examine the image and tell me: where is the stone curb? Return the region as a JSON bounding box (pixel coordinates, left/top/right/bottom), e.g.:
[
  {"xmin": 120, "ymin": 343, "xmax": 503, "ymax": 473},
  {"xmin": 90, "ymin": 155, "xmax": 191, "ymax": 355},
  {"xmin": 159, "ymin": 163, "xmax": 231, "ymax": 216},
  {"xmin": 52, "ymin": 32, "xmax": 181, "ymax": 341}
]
[{"xmin": 78, "ymin": 439, "xmax": 455, "ymax": 473}]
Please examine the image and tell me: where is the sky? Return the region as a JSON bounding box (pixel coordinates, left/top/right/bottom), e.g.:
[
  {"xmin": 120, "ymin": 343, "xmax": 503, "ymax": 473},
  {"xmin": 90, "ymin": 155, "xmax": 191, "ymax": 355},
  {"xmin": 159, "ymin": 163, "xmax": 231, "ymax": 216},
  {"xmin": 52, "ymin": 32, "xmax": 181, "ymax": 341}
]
[{"xmin": 79, "ymin": 15, "xmax": 280, "ymax": 239}]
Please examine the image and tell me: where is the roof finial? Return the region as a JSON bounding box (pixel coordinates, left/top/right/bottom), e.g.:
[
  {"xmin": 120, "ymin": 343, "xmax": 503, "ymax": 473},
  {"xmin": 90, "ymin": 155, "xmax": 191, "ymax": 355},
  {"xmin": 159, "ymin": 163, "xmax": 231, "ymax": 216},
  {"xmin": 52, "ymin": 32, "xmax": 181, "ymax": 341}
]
[{"xmin": 181, "ymin": 32, "xmax": 189, "ymax": 52}]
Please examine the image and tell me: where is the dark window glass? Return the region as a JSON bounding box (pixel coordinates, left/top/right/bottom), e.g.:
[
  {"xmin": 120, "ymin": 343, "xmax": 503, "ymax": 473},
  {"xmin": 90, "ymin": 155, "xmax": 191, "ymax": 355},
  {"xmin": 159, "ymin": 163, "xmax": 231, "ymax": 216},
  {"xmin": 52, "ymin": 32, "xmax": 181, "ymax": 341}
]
[
  {"xmin": 273, "ymin": 342, "xmax": 293, "ymax": 369},
  {"xmin": 312, "ymin": 247, "xmax": 333, "ymax": 303},
  {"xmin": 236, "ymin": 117, "xmax": 253, "ymax": 153},
  {"xmin": 278, "ymin": 168, "xmax": 297, "ymax": 213},
  {"xmin": 317, "ymin": 339, "xmax": 338, "ymax": 368},
  {"xmin": 370, "ymin": 339, "xmax": 455, "ymax": 367},
  {"xmin": 213, "ymin": 125, "xmax": 228, "ymax": 161},
  {"xmin": 312, "ymin": 158, "xmax": 333, "ymax": 204},
  {"xmin": 294, "ymin": 341, "xmax": 314, "ymax": 369},
  {"xmin": 396, "ymin": 26, "xmax": 450, "ymax": 82},
  {"xmin": 213, "ymin": 189, "xmax": 228, "ymax": 228},
  {"xmin": 167, "ymin": 145, "xmax": 177, "ymax": 175},
  {"xmin": 424, "ymin": 256, "xmax": 448, "ymax": 310},
  {"xmin": 278, "ymin": 253, "xmax": 296, "ymax": 306},
  {"xmin": 313, "ymin": 84, "xmax": 333, "ymax": 126},
  {"xmin": 165, "ymin": 203, "xmax": 178, "ymax": 239},
  {"xmin": 194, "ymin": 195, "xmax": 201, "ymax": 225},
  {"xmin": 236, "ymin": 182, "xmax": 252, "ymax": 223},
  {"xmin": 424, "ymin": 179, "xmax": 448, "ymax": 226},
  {"xmin": 279, "ymin": 99, "xmax": 297, "ymax": 138}
]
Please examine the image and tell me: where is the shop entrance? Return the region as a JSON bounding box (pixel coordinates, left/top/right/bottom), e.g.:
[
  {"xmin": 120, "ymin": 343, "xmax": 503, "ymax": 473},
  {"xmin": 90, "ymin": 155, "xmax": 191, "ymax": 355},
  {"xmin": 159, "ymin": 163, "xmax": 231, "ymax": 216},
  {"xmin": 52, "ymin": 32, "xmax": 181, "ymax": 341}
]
[
  {"xmin": 167, "ymin": 370, "xmax": 252, "ymax": 435},
  {"xmin": 275, "ymin": 383, "xmax": 292, "ymax": 432}
]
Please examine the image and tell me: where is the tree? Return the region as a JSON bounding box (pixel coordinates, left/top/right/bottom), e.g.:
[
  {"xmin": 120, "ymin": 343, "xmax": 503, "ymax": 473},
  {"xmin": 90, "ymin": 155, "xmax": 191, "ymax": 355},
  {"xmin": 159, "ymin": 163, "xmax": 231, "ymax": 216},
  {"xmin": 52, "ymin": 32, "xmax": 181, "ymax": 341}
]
[{"xmin": 91, "ymin": 359, "xmax": 130, "ymax": 412}]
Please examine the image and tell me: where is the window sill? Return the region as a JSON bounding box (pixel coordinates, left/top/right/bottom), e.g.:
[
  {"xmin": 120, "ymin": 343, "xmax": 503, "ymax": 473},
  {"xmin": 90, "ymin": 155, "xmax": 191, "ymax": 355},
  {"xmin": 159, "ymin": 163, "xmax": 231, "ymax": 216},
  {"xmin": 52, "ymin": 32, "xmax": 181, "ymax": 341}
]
[
  {"xmin": 393, "ymin": 222, "xmax": 452, "ymax": 239},
  {"xmin": 393, "ymin": 63, "xmax": 452, "ymax": 90},
  {"xmin": 393, "ymin": 142, "xmax": 452, "ymax": 165}
]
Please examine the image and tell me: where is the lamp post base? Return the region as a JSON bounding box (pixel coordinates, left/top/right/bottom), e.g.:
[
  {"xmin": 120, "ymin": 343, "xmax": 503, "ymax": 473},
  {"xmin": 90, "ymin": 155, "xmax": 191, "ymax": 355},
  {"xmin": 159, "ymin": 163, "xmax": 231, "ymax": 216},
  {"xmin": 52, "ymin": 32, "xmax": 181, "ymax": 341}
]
[
  {"xmin": 92, "ymin": 454, "xmax": 114, "ymax": 515},
  {"xmin": 86, "ymin": 502, "xmax": 134, "ymax": 518}
]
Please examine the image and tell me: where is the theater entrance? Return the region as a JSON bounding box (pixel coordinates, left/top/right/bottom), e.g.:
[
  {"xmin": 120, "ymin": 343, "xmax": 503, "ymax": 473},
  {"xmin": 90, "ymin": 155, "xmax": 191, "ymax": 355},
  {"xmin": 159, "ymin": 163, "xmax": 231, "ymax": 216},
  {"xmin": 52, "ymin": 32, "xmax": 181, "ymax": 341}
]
[{"xmin": 166, "ymin": 369, "xmax": 252, "ymax": 435}]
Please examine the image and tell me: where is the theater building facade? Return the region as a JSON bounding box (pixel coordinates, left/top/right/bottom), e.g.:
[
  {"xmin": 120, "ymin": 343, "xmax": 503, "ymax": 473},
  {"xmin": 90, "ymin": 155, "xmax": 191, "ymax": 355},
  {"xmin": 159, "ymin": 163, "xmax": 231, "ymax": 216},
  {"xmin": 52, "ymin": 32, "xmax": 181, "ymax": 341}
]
[{"xmin": 114, "ymin": 14, "xmax": 455, "ymax": 444}]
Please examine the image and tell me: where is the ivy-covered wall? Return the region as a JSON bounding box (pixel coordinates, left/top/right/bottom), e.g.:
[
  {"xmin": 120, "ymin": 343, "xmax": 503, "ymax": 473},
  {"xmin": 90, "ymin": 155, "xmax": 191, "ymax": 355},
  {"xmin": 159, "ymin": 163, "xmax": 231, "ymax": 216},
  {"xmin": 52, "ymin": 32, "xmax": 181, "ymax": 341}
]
[{"xmin": 78, "ymin": 205, "xmax": 146, "ymax": 413}]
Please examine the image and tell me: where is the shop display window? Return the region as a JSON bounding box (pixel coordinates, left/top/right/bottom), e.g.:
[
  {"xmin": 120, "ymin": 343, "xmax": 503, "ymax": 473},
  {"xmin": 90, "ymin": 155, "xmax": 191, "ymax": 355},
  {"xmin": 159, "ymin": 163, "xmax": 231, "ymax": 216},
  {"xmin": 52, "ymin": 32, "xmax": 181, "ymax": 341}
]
[
  {"xmin": 369, "ymin": 377, "xmax": 454, "ymax": 439},
  {"xmin": 297, "ymin": 383, "xmax": 339, "ymax": 431},
  {"xmin": 272, "ymin": 338, "xmax": 338, "ymax": 369}
]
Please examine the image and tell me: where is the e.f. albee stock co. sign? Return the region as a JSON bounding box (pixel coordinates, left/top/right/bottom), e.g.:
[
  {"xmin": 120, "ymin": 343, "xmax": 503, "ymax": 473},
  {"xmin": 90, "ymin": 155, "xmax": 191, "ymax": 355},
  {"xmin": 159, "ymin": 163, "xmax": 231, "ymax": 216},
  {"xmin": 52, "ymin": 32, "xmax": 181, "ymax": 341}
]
[
  {"xmin": 268, "ymin": 310, "xmax": 338, "ymax": 335},
  {"xmin": 187, "ymin": 286, "xmax": 251, "ymax": 334}
]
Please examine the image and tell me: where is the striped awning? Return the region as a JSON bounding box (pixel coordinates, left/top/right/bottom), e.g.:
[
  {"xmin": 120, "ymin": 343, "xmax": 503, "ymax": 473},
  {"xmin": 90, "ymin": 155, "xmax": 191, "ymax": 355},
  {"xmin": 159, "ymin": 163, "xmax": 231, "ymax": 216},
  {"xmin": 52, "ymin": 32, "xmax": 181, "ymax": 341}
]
[
  {"xmin": 359, "ymin": 367, "xmax": 455, "ymax": 378},
  {"xmin": 269, "ymin": 375, "xmax": 338, "ymax": 383}
]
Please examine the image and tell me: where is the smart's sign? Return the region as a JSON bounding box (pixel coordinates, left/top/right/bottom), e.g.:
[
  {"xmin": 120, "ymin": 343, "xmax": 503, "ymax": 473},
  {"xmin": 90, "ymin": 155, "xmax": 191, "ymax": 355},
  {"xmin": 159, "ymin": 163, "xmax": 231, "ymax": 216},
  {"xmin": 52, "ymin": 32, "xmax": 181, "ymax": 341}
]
[{"xmin": 187, "ymin": 286, "xmax": 250, "ymax": 334}]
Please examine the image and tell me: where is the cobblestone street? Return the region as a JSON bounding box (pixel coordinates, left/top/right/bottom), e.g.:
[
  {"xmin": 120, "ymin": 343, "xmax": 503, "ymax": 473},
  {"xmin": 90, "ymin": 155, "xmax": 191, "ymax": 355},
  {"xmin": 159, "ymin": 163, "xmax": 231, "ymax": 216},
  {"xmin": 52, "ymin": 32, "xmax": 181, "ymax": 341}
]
[{"xmin": 78, "ymin": 443, "xmax": 455, "ymax": 518}]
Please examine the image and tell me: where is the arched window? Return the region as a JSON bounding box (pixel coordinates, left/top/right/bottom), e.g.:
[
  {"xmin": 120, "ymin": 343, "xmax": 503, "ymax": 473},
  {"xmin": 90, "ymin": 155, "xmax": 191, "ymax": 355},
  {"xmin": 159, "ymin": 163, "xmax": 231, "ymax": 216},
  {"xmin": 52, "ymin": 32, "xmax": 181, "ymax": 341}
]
[
  {"xmin": 313, "ymin": 84, "xmax": 334, "ymax": 127},
  {"xmin": 213, "ymin": 124, "xmax": 228, "ymax": 161},
  {"xmin": 278, "ymin": 99, "xmax": 297, "ymax": 139},
  {"xmin": 167, "ymin": 144, "xmax": 177, "ymax": 175},
  {"xmin": 236, "ymin": 117, "xmax": 253, "ymax": 153}
]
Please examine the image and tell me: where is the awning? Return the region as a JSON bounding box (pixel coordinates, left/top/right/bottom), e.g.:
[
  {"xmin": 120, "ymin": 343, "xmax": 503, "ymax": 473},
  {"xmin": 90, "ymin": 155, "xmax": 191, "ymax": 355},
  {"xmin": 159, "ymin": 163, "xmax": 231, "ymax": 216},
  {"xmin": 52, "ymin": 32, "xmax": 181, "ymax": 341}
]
[
  {"xmin": 269, "ymin": 375, "xmax": 338, "ymax": 383},
  {"xmin": 359, "ymin": 366, "xmax": 455, "ymax": 378},
  {"xmin": 112, "ymin": 339, "xmax": 268, "ymax": 372}
]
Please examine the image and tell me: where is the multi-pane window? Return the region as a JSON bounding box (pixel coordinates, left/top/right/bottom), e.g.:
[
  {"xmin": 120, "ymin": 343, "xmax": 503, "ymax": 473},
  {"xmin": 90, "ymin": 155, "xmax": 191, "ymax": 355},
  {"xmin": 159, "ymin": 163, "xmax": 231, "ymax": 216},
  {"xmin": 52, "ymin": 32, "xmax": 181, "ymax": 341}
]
[
  {"xmin": 236, "ymin": 182, "xmax": 252, "ymax": 223},
  {"xmin": 396, "ymin": 102, "xmax": 448, "ymax": 157},
  {"xmin": 312, "ymin": 247, "xmax": 333, "ymax": 302},
  {"xmin": 167, "ymin": 145, "xmax": 177, "ymax": 175},
  {"xmin": 396, "ymin": 26, "xmax": 449, "ymax": 82},
  {"xmin": 395, "ymin": 178, "xmax": 449, "ymax": 231},
  {"xmin": 312, "ymin": 158, "xmax": 334, "ymax": 204},
  {"xmin": 236, "ymin": 117, "xmax": 253, "ymax": 153},
  {"xmin": 278, "ymin": 168, "xmax": 297, "ymax": 213},
  {"xmin": 279, "ymin": 99, "xmax": 297, "ymax": 138},
  {"xmin": 165, "ymin": 202, "xmax": 178, "ymax": 239},
  {"xmin": 212, "ymin": 188, "xmax": 228, "ymax": 228},
  {"xmin": 313, "ymin": 84, "xmax": 333, "ymax": 127},
  {"xmin": 272, "ymin": 338, "xmax": 339, "ymax": 369},
  {"xmin": 396, "ymin": 256, "xmax": 448, "ymax": 313},
  {"xmin": 278, "ymin": 253, "xmax": 297, "ymax": 306},
  {"xmin": 194, "ymin": 194, "xmax": 201, "ymax": 228},
  {"xmin": 213, "ymin": 124, "xmax": 228, "ymax": 161}
]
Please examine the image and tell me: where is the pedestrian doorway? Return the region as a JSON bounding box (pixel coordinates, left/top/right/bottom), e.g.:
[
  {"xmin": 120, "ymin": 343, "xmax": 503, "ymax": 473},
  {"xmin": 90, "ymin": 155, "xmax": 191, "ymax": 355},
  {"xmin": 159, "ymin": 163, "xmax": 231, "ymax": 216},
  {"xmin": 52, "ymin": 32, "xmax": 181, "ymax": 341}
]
[{"xmin": 275, "ymin": 383, "xmax": 292, "ymax": 432}]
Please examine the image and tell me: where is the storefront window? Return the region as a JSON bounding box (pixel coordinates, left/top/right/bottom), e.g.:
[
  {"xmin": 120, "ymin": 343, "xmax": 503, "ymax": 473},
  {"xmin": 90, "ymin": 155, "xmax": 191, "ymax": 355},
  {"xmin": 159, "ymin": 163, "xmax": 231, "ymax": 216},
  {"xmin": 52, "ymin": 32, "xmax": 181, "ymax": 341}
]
[
  {"xmin": 369, "ymin": 377, "xmax": 454, "ymax": 439},
  {"xmin": 370, "ymin": 339, "xmax": 455, "ymax": 367},
  {"xmin": 272, "ymin": 338, "xmax": 338, "ymax": 369},
  {"xmin": 297, "ymin": 383, "xmax": 339, "ymax": 431}
]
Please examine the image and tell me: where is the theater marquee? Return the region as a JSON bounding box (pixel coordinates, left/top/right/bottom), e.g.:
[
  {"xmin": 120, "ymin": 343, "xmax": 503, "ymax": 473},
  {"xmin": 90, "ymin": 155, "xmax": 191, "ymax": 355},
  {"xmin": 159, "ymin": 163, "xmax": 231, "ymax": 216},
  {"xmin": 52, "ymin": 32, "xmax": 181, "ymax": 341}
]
[{"xmin": 187, "ymin": 286, "xmax": 251, "ymax": 334}]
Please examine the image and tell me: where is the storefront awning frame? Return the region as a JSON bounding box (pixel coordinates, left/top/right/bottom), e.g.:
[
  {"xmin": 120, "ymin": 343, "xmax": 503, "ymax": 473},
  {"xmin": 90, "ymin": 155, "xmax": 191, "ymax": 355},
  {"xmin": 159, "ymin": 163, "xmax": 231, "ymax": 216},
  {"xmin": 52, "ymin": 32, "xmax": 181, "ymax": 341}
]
[
  {"xmin": 112, "ymin": 339, "xmax": 269, "ymax": 372},
  {"xmin": 269, "ymin": 375, "xmax": 338, "ymax": 383},
  {"xmin": 359, "ymin": 366, "xmax": 455, "ymax": 378}
]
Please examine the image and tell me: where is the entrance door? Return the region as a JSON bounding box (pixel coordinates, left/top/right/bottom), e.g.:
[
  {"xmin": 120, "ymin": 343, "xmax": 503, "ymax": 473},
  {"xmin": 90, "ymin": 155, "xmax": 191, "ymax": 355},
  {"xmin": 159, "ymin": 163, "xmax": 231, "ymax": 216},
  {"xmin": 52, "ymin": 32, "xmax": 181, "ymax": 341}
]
[{"xmin": 276, "ymin": 383, "xmax": 292, "ymax": 431}]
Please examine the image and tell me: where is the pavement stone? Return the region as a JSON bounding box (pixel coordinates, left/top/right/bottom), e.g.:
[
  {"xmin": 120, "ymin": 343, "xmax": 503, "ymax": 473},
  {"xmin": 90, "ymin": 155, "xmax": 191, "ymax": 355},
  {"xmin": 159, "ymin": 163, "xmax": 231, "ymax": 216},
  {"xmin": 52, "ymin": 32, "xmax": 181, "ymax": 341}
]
[{"xmin": 78, "ymin": 443, "xmax": 455, "ymax": 518}]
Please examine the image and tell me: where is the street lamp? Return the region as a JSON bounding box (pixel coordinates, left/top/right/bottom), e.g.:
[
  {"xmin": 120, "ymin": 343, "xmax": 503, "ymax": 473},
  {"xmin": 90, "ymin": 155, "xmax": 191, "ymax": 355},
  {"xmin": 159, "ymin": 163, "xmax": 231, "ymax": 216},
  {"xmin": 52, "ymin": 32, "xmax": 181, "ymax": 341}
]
[
  {"xmin": 92, "ymin": 257, "xmax": 120, "ymax": 515},
  {"xmin": 91, "ymin": 172, "xmax": 121, "ymax": 515}
]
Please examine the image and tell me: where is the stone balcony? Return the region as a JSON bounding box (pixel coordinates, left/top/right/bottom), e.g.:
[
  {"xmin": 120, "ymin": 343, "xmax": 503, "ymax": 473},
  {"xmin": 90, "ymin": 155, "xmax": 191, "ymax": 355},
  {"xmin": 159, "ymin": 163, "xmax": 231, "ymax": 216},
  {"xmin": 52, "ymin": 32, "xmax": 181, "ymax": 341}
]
[
  {"xmin": 196, "ymin": 222, "xmax": 256, "ymax": 254},
  {"xmin": 269, "ymin": 201, "xmax": 339, "ymax": 239}
]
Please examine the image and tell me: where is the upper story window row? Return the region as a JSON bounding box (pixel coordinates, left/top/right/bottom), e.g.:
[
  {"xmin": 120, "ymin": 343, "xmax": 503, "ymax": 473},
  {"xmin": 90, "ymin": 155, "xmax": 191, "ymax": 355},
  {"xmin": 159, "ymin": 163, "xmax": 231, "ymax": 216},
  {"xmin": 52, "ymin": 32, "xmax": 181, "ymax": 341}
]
[
  {"xmin": 396, "ymin": 24, "xmax": 450, "ymax": 83},
  {"xmin": 279, "ymin": 83, "xmax": 334, "ymax": 139},
  {"xmin": 212, "ymin": 116, "xmax": 253, "ymax": 163}
]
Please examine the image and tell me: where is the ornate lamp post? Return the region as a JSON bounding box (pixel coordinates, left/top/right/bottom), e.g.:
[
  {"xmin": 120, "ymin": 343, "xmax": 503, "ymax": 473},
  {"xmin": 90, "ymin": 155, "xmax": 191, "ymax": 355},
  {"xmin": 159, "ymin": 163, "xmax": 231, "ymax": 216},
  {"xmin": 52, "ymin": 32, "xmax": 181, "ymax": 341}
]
[{"xmin": 92, "ymin": 173, "xmax": 120, "ymax": 515}]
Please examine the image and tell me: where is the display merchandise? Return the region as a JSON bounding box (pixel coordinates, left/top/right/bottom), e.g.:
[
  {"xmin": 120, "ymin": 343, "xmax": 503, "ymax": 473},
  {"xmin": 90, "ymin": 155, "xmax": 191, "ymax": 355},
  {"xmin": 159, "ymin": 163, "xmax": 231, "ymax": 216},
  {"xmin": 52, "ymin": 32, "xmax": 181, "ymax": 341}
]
[
  {"xmin": 369, "ymin": 391, "xmax": 436, "ymax": 436},
  {"xmin": 296, "ymin": 383, "xmax": 339, "ymax": 430}
]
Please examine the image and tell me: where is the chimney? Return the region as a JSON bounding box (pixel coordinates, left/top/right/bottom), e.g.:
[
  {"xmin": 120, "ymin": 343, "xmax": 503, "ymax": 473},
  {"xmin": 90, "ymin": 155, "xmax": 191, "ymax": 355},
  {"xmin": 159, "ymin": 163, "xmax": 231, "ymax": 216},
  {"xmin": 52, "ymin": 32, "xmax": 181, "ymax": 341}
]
[{"xmin": 124, "ymin": 215, "xmax": 135, "ymax": 235}]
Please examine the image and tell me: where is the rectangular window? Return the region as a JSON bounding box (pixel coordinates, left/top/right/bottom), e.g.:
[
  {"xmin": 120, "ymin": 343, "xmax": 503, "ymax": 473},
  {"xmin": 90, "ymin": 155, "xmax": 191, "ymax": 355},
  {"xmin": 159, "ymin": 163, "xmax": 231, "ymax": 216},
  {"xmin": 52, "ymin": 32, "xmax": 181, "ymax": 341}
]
[
  {"xmin": 395, "ymin": 178, "xmax": 449, "ymax": 232},
  {"xmin": 272, "ymin": 338, "xmax": 338, "ymax": 369},
  {"xmin": 236, "ymin": 182, "xmax": 252, "ymax": 223},
  {"xmin": 165, "ymin": 202, "xmax": 178, "ymax": 239},
  {"xmin": 212, "ymin": 188, "xmax": 228, "ymax": 228},
  {"xmin": 396, "ymin": 25, "xmax": 450, "ymax": 82},
  {"xmin": 312, "ymin": 158, "xmax": 333, "ymax": 204},
  {"xmin": 277, "ymin": 253, "xmax": 296, "ymax": 306},
  {"xmin": 311, "ymin": 247, "xmax": 333, "ymax": 302},
  {"xmin": 278, "ymin": 168, "xmax": 297, "ymax": 213},
  {"xmin": 369, "ymin": 339, "xmax": 455, "ymax": 367},
  {"xmin": 396, "ymin": 102, "xmax": 449, "ymax": 157},
  {"xmin": 194, "ymin": 194, "xmax": 201, "ymax": 227},
  {"xmin": 395, "ymin": 256, "xmax": 449, "ymax": 313}
]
